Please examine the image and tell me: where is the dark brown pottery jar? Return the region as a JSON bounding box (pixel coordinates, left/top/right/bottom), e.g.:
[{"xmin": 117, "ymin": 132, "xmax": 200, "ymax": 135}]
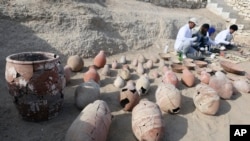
[{"xmin": 5, "ymin": 52, "xmax": 64, "ymax": 121}]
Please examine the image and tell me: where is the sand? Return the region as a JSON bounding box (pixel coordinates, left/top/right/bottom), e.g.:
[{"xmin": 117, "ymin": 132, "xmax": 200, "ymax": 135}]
[{"xmin": 1, "ymin": 1, "xmax": 250, "ymax": 141}]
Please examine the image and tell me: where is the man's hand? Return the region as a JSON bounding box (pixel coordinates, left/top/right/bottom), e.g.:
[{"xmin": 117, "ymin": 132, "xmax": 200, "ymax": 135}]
[{"xmin": 191, "ymin": 36, "xmax": 198, "ymax": 41}]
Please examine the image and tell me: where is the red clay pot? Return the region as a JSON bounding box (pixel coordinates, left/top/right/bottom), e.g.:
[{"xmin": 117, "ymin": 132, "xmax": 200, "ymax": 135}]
[
  {"xmin": 93, "ymin": 50, "xmax": 106, "ymax": 68},
  {"xmin": 83, "ymin": 66, "xmax": 100, "ymax": 84}
]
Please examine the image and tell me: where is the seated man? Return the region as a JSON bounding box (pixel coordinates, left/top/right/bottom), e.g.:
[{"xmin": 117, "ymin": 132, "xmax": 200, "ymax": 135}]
[
  {"xmin": 174, "ymin": 18, "xmax": 198, "ymax": 59},
  {"xmin": 215, "ymin": 24, "xmax": 238, "ymax": 50},
  {"xmin": 192, "ymin": 23, "xmax": 210, "ymax": 52},
  {"xmin": 192, "ymin": 24, "xmax": 218, "ymax": 54}
]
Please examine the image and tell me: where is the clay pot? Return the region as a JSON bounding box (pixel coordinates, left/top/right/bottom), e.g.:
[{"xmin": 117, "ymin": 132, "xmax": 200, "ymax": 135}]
[
  {"xmin": 171, "ymin": 63, "xmax": 184, "ymax": 73},
  {"xmin": 156, "ymin": 83, "xmax": 181, "ymax": 114},
  {"xmin": 150, "ymin": 70, "xmax": 159, "ymax": 79},
  {"xmin": 83, "ymin": 66, "xmax": 100, "ymax": 84},
  {"xmin": 146, "ymin": 59, "xmax": 153, "ymax": 69},
  {"xmin": 132, "ymin": 58, "xmax": 138, "ymax": 67},
  {"xmin": 132, "ymin": 100, "xmax": 165, "ymax": 141},
  {"xmin": 122, "ymin": 64, "xmax": 130, "ymax": 71},
  {"xmin": 137, "ymin": 62, "xmax": 144, "ymax": 74},
  {"xmin": 138, "ymin": 54, "xmax": 146, "ymax": 63},
  {"xmin": 65, "ymin": 100, "xmax": 112, "ymax": 141},
  {"xmin": 5, "ymin": 52, "xmax": 64, "ymax": 121},
  {"xmin": 159, "ymin": 53, "xmax": 171, "ymax": 61},
  {"xmin": 64, "ymin": 65, "xmax": 72, "ymax": 84},
  {"xmin": 119, "ymin": 55, "xmax": 127, "ymax": 64},
  {"xmin": 209, "ymin": 71, "xmax": 233, "ymax": 99},
  {"xmin": 159, "ymin": 59, "xmax": 165, "ymax": 68},
  {"xmin": 75, "ymin": 80, "xmax": 100, "ymax": 109},
  {"xmin": 114, "ymin": 76, "xmax": 125, "ymax": 88},
  {"xmin": 93, "ymin": 50, "xmax": 106, "ymax": 68},
  {"xmin": 136, "ymin": 75, "xmax": 150, "ymax": 95},
  {"xmin": 193, "ymin": 84, "xmax": 220, "ymax": 115},
  {"xmin": 101, "ymin": 64, "xmax": 111, "ymax": 76},
  {"xmin": 194, "ymin": 60, "xmax": 207, "ymax": 68},
  {"xmin": 120, "ymin": 82, "xmax": 140, "ymax": 111},
  {"xmin": 162, "ymin": 70, "xmax": 178, "ymax": 87},
  {"xmin": 67, "ymin": 55, "xmax": 84, "ymax": 72},
  {"xmin": 181, "ymin": 68, "xmax": 195, "ymax": 87},
  {"xmin": 233, "ymin": 80, "xmax": 250, "ymax": 93},
  {"xmin": 151, "ymin": 55, "xmax": 159, "ymax": 63},
  {"xmin": 220, "ymin": 60, "xmax": 244, "ymax": 75},
  {"xmin": 200, "ymin": 71, "xmax": 211, "ymax": 84},
  {"xmin": 112, "ymin": 60, "xmax": 118, "ymax": 69},
  {"xmin": 162, "ymin": 65, "xmax": 169, "ymax": 73},
  {"xmin": 119, "ymin": 68, "xmax": 131, "ymax": 80}
]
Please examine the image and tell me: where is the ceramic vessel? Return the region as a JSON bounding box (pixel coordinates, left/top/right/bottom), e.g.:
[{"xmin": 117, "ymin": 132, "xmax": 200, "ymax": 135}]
[
  {"xmin": 83, "ymin": 66, "xmax": 100, "ymax": 84},
  {"xmin": 162, "ymin": 70, "xmax": 178, "ymax": 87},
  {"xmin": 181, "ymin": 68, "xmax": 195, "ymax": 87},
  {"xmin": 64, "ymin": 65, "xmax": 72, "ymax": 84},
  {"xmin": 155, "ymin": 83, "xmax": 181, "ymax": 114},
  {"xmin": 136, "ymin": 75, "xmax": 150, "ymax": 95},
  {"xmin": 93, "ymin": 50, "xmax": 106, "ymax": 68},
  {"xmin": 120, "ymin": 82, "xmax": 140, "ymax": 111},
  {"xmin": 233, "ymin": 80, "xmax": 250, "ymax": 93},
  {"xmin": 75, "ymin": 80, "xmax": 100, "ymax": 109},
  {"xmin": 101, "ymin": 64, "xmax": 111, "ymax": 76},
  {"xmin": 193, "ymin": 84, "xmax": 220, "ymax": 115},
  {"xmin": 200, "ymin": 71, "xmax": 211, "ymax": 84},
  {"xmin": 132, "ymin": 100, "xmax": 165, "ymax": 141},
  {"xmin": 5, "ymin": 52, "xmax": 64, "ymax": 121},
  {"xmin": 65, "ymin": 100, "xmax": 112, "ymax": 141},
  {"xmin": 67, "ymin": 55, "xmax": 83, "ymax": 72}
]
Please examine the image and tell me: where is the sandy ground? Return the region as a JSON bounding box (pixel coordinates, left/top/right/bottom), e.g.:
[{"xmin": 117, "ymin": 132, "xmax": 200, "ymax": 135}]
[{"xmin": 1, "ymin": 1, "xmax": 250, "ymax": 141}]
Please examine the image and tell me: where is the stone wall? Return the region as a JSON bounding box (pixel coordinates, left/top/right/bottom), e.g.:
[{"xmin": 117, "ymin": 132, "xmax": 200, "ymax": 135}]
[
  {"xmin": 137, "ymin": 0, "xmax": 207, "ymax": 9},
  {"xmin": 225, "ymin": 0, "xmax": 250, "ymax": 21}
]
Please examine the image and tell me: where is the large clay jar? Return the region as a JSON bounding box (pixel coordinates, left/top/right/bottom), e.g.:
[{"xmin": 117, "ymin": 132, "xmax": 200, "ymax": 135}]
[
  {"xmin": 65, "ymin": 100, "xmax": 112, "ymax": 141},
  {"xmin": 162, "ymin": 70, "xmax": 178, "ymax": 87},
  {"xmin": 93, "ymin": 50, "xmax": 106, "ymax": 68},
  {"xmin": 132, "ymin": 100, "xmax": 165, "ymax": 141},
  {"xmin": 5, "ymin": 52, "xmax": 64, "ymax": 121},
  {"xmin": 209, "ymin": 71, "xmax": 233, "ymax": 99},
  {"xmin": 193, "ymin": 84, "xmax": 220, "ymax": 115},
  {"xmin": 83, "ymin": 66, "xmax": 100, "ymax": 84},
  {"xmin": 67, "ymin": 55, "xmax": 84, "ymax": 72},
  {"xmin": 200, "ymin": 71, "xmax": 211, "ymax": 84},
  {"xmin": 233, "ymin": 80, "xmax": 250, "ymax": 93},
  {"xmin": 136, "ymin": 75, "xmax": 150, "ymax": 96},
  {"xmin": 155, "ymin": 83, "xmax": 181, "ymax": 114},
  {"xmin": 75, "ymin": 80, "xmax": 100, "ymax": 109},
  {"xmin": 181, "ymin": 68, "xmax": 195, "ymax": 87},
  {"xmin": 120, "ymin": 82, "xmax": 140, "ymax": 111}
]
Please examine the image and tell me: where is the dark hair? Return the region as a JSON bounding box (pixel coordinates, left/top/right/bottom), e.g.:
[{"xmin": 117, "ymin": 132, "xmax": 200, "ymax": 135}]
[
  {"xmin": 201, "ymin": 23, "xmax": 210, "ymax": 29},
  {"xmin": 230, "ymin": 24, "xmax": 238, "ymax": 31}
]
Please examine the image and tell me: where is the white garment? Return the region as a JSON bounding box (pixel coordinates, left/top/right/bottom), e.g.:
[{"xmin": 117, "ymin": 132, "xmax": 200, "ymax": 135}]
[
  {"xmin": 174, "ymin": 24, "xmax": 194, "ymax": 51},
  {"xmin": 215, "ymin": 29, "xmax": 231, "ymax": 45},
  {"xmin": 207, "ymin": 32, "xmax": 217, "ymax": 46}
]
